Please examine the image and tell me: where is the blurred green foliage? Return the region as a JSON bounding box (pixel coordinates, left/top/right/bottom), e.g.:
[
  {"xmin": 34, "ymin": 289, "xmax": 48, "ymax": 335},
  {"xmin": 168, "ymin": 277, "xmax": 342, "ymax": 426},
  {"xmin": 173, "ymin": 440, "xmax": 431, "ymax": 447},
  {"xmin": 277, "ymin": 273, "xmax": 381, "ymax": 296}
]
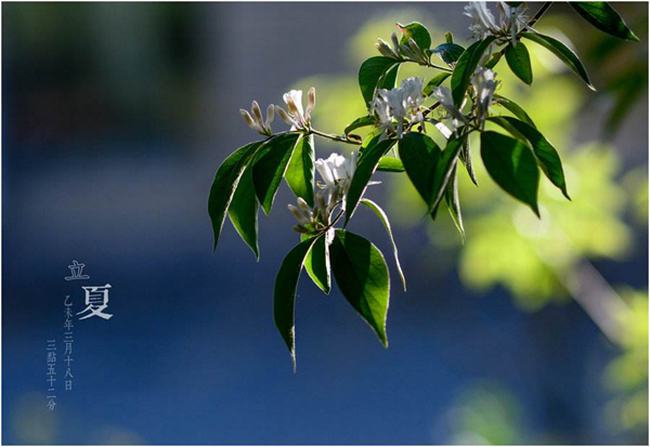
[{"xmin": 289, "ymin": 5, "xmax": 648, "ymax": 439}]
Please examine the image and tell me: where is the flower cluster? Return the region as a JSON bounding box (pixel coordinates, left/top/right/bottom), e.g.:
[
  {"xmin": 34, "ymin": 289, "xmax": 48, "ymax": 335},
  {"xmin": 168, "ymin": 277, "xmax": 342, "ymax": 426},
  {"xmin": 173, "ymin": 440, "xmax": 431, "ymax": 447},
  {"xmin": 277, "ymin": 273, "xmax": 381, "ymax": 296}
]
[
  {"xmin": 433, "ymin": 67, "xmax": 497, "ymax": 132},
  {"xmin": 376, "ymin": 32, "xmax": 429, "ymax": 65},
  {"xmin": 275, "ymin": 88, "xmax": 316, "ymax": 131},
  {"xmin": 288, "ymin": 152, "xmax": 359, "ymax": 234},
  {"xmin": 240, "ymin": 87, "xmax": 316, "ymax": 135},
  {"xmin": 371, "ymin": 77, "xmax": 425, "ymax": 139},
  {"xmin": 464, "ymin": 1, "xmax": 528, "ymax": 45},
  {"xmin": 240, "ymin": 101, "xmax": 275, "ymax": 136}
]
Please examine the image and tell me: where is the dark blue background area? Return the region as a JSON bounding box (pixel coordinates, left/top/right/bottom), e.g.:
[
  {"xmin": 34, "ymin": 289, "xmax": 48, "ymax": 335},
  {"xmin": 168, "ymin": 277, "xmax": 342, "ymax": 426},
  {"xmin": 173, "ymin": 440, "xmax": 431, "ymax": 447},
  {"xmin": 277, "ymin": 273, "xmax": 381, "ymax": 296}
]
[{"xmin": 2, "ymin": 2, "xmax": 648, "ymax": 444}]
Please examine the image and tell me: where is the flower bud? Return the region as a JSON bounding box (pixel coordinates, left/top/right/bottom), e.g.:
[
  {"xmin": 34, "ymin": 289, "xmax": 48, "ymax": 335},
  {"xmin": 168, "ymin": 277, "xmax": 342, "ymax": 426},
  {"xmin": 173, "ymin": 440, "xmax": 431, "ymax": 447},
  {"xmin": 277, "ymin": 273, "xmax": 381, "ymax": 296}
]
[
  {"xmin": 251, "ymin": 101, "xmax": 263, "ymax": 123},
  {"xmin": 275, "ymin": 106, "xmax": 293, "ymax": 125},
  {"xmin": 265, "ymin": 104, "xmax": 275, "ymax": 126},
  {"xmin": 240, "ymin": 109, "xmax": 256, "ymax": 129},
  {"xmin": 306, "ymin": 87, "xmax": 316, "ymax": 117}
]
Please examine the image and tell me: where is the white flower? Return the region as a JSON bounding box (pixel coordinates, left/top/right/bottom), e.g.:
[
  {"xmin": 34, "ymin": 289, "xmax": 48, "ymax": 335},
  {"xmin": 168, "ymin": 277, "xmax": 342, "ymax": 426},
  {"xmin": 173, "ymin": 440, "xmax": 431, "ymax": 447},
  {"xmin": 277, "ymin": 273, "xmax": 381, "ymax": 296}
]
[
  {"xmin": 471, "ymin": 67, "xmax": 497, "ymax": 123},
  {"xmin": 431, "ymin": 86, "xmax": 467, "ymax": 130},
  {"xmin": 315, "ymin": 152, "xmax": 356, "ymax": 193},
  {"xmin": 464, "ymin": 1, "xmax": 528, "ymax": 45},
  {"xmin": 240, "ymin": 101, "xmax": 274, "ymax": 136},
  {"xmin": 275, "ymin": 87, "xmax": 316, "ymax": 131},
  {"xmin": 371, "ymin": 77, "xmax": 425, "ymax": 138}
]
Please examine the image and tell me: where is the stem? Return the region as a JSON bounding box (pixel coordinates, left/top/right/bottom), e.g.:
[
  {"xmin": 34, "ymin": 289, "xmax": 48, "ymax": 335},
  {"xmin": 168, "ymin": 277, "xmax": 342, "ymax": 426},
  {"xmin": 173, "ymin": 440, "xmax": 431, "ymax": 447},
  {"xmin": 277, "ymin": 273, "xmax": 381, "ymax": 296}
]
[
  {"xmin": 528, "ymin": 2, "xmax": 552, "ymax": 28},
  {"xmin": 310, "ymin": 128, "xmax": 358, "ymax": 146}
]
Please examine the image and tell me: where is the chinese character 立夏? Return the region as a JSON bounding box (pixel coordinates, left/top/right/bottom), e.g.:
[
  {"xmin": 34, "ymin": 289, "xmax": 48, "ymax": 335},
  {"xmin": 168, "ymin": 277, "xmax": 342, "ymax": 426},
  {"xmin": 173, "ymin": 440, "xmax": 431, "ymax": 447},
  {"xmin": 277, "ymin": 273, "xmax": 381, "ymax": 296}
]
[
  {"xmin": 64, "ymin": 260, "xmax": 90, "ymax": 281},
  {"xmin": 77, "ymin": 284, "xmax": 113, "ymax": 320}
]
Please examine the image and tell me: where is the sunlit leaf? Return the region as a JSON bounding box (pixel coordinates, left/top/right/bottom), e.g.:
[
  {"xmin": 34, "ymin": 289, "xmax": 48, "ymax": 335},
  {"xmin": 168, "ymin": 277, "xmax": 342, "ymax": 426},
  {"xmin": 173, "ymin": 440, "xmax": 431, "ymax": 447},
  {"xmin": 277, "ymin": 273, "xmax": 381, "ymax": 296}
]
[
  {"xmin": 445, "ymin": 165, "xmax": 465, "ymax": 241},
  {"xmin": 345, "ymin": 138, "xmax": 395, "ymax": 223},
  {"xmin": 359, "ymin": 56, "xmax": 399, "ymax": 105},
  {"xmin": 304, "ymin": 233, "xmax": 331, "ymax": 294},
  {"xmin": 451, "ymin": 36, "xmax": 495, "ymax": 106},
  {"xmin": 285, "ymin": 134, "xmax": 315, "ymax": 207},
  {"xmin": 331, "ymin": 230, "xmax": 390, "ymax": 346},
  {"xmin": 344, "ymin": 115, "xmax": 375, "ymax": 135},
  {"xmin": 522, "ymin": 32, "xmax": 595, "ymax": 90},
  {"xmin": 377, "ymin": 156, "xmax": 405, "ymax": 172},
  {"xmin": 253, "ymin": 133, "xmax": 301, "ymax": 215},
  {"xmin": 228, "ymin": 165, "xmax": 260, "ymax": 259},
  {"xmin": 398, "ymin": 21, "xmax": 432, "ymax": 50},
  {"xmin": 423, "ymin": 72, "xmax": 451, "ymax": 96},
  {"xmin": 360, "ymin": 198, "xmax": 407, "ymax": 291},
  {"xmin": 274, "ymin": 236, "xmax": 318, "ymax": 370},
  {"xmin": 571, "ymin": 2, "xmax": 639, "ymax": 41},
  {"xmin": 209, "ymin": 141, "xmax": 262, "ymax": 250},
  {"xmin": 493, "ymin": 95, "xmax": 537, "ymax": 128}
]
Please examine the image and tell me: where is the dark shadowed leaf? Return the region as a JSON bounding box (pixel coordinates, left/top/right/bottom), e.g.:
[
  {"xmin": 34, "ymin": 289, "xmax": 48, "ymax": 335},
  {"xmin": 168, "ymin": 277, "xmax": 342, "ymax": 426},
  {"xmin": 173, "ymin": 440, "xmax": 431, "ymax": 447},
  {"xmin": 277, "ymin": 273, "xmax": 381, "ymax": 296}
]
[
  {"xmin": 345, "ymin": 138, "xmax": 395, "ymax": 223},
  {"xmin": 253, "ymin": 132, "xmax": 300, "ymax": 215},
  {"xmin": 274, "ymin": 236, "xmax": 318, "ymax": 370},
  {"xmin": 209, "ymin": 141, "xmax": 262, "ymax": 250},
  {"xmin": 505, "ymin": 42, "xmax": 533, "ymax": 85},
  {"xmin": 489, "ymin": 116, "xmax": 570, "ymax": 199},
  {"xmin": 304, "ymin": 233, "xmax": 331, "ymax": 294},
  {"xmin": 359, "ymin": 57, "xmax": 399, "ymax": 105},
  {"xmin": 570, "ymin": 2, "xmax": 639, "ymax": 41},
  {"xmin": 398, "ymin": 132, "xmax": 441, "ymax": 205},
  {"xmin": 360, "ymin": 198, "xmax": 406, "ymax": 291},
  {"xmin": 432, "ymin": 42, "xmax": 465, "ymax": 64},
  {"xmin": 285, "ymin": 134, "xmax": 315, "ymax": 207},
  {"xmin": 480, "ymin": 131, "xmax": 540, "ymax": 216},
  {"xmin": 451, "ymin": 36, "xmax": 495, "ymax": 106},
  {"xmin": 331, "ymin": 230, "xmax": 390, "ymax": 346},
  {"xmin": 228, "ymin": 165, "xmax": 260, "ymax": 259},
  {"xmin": 522, "ymin": 32, "xmax": 595, "ymax": 90},
  {"xmin": 459, "ymin": 138, "xmax": 478, "ymax": 186}
]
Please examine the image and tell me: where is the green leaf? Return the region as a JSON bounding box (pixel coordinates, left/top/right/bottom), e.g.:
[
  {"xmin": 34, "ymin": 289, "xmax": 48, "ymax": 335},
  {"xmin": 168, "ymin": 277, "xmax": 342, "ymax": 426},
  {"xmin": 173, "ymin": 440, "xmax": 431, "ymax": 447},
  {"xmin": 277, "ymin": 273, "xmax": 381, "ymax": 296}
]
[
  {"xmin": 285, "ymin": 134, "xmax": 315, "ymax": 207},
  {"xmin": 209, "ymin": 141, "xmax": 262, "ymax": 250},
  {"xmin": 228, "ymin": 165, "xmax": 260, "ymax": 259},
  {"xmin": 522, "ymin": 32, "xmax": 595, "ymax": 90},
  {"xmin": 423, "ymin": 72, "xmax": 451, "ymax": 96},
  {"xmin": 360, "ymin": 198, "xmax": 406, "ymax": 291},
  {"xmin": 345, "ymin": 138, "xmax": 395, "ymax": 223},
  {"xmin": 381, "ymin": 63, "xmax": 400, "ymax": 92},
  {"xmin": 493, "ymin": 95, "xmax": 536, "ymax": 128},
  {"xmin": 480, "ymin": 131, "xmax": 540, "ymax": 216},
  {"xmin": 432, "ymin": 42, "xmax": 465, "ymax": 64},
  {"xmin": 377, "ymin": 156, "xmax": 405, "ymax": 172},
  {"xmin": 505, "ymin": 42, "xmax": 533, "ymax": 85},
  {"xmin": 459, "ymin": 138, "xmax": 478, "ymax": 186},
  {"xmin": 359, "ymin": 56, "xmax": 399, "ymax": 105},
  {"xmin": 570, "ymin": 2, "xmax": 639, "ymax": 41},
  {"xmin": 430, "ymin": 136, "xmax": 464, "ymax": 213},
  {"xmin": 489, "ymin": 116, "xmax": 570, "ymax": 199},
  {"xmin": 253, "ymin": 132, "xmax": 301, "ymax": 215},
  {"xmin": 445, "ymin": 165, "xmax": 465, "ymax": 241},
  {"xmin": 451, "ymin": 36, "xmax": 495, "ymax": 106},
  {"xmin": 398, "ymin": 132, "xmax": 441, "ymax": 205},
  {"xmin": 304, "ymin": 233, "xmax": 331, "ymax": 294},
  {"xmin": 331, "ymin": 230, "xmax": 390, "ymax": 346},
  {"xmin": 344, "ymin": 115, "xmax": 375, "ymax": 135},
  {"xmin": 398, "ymin": 22, "xmax": 432, "ymax": 50},
  {"xmin": 273, "ymin": 236, "xmax": 318, "ymax": 369}
]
